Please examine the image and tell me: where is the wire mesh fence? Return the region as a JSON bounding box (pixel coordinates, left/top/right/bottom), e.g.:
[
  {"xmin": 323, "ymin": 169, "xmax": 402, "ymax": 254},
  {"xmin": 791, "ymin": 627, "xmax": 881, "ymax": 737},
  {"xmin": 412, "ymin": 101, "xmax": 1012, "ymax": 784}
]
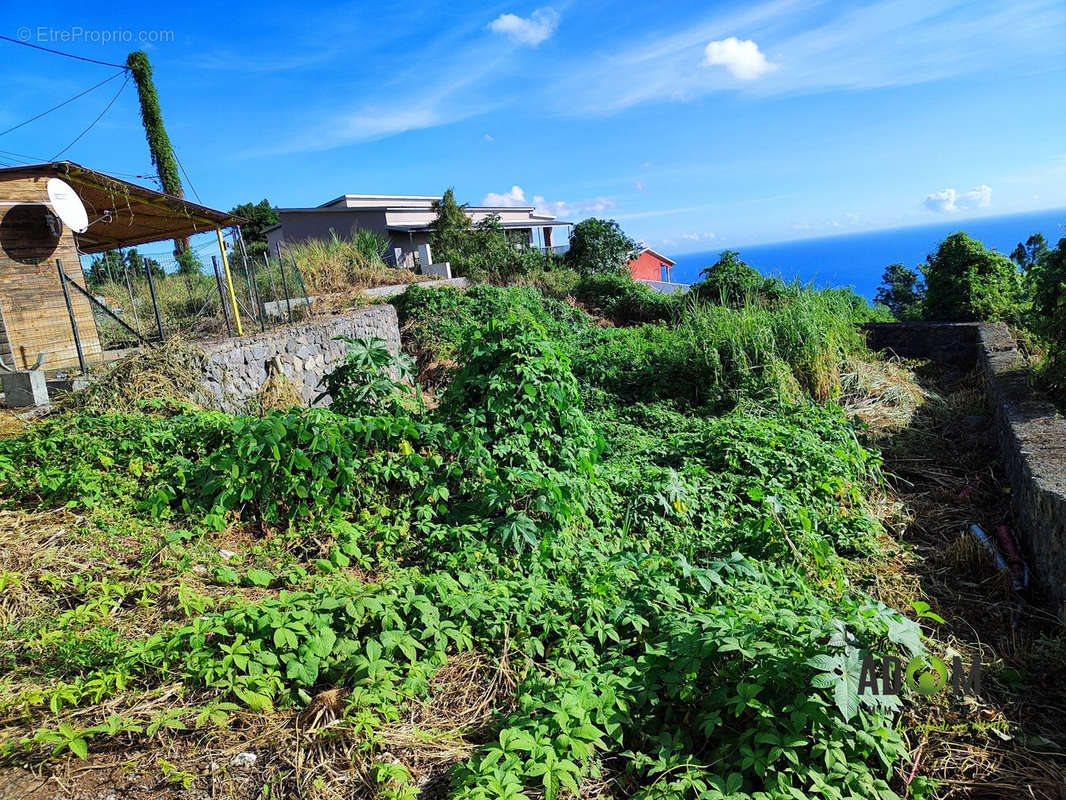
[{"xmin": 75, "ymin": 229, "xmax": 313, "ymax": 354}]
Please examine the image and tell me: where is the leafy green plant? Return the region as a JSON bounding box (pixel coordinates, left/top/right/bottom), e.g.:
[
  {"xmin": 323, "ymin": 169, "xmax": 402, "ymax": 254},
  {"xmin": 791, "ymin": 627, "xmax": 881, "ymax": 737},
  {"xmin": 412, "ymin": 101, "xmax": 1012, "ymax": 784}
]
[{"xmin": 317, "ymin": 336, "xmax": 419, "ymax": 416}]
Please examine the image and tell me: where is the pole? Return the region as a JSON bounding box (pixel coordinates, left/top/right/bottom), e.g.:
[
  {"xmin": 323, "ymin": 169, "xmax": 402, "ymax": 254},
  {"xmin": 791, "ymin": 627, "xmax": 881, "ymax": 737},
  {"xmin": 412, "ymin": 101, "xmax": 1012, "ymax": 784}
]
[
  {"xmin": 216, "ymin": 227, "xmax": 243, "ymax": 336},
  {"xmin": 144, "ymin": 259, "xmax": 165, "ymax": 342},
  {"xmin": 240, "ymin": 233, "xmax": 266, "ymax": 333},
  {"xmin": 235, "ymin": 228, "xmax": 258, "ymax": 322},
  {"xmin": 212, "ymin": 256, "xmax": 233, "ymax": 336},
  {"xmin": 275, "ymin": 242, "xmax": 294, "ymax": 325},
  {"xmin": 121, "ymin": 261, "xmax": 142, "ymax": 336},
  {"xmin": 289, "ymin": 251, "xmax": 312, "ymax": 318},
  {"xmin": 56, "ymin": 259, "xmax": 87, "ymax": 374}
]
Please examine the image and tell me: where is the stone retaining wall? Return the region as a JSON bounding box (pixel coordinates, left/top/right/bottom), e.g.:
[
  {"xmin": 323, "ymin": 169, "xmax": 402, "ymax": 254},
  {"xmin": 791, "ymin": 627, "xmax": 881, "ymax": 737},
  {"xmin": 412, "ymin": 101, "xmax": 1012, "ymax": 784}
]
[
  {"xmin": 199, "ymin": 305, "xmax": 401, "ymax": 410},
  {"xmin": 864, "ymin": 322, "xmax": 1066, "ymax": 613}
]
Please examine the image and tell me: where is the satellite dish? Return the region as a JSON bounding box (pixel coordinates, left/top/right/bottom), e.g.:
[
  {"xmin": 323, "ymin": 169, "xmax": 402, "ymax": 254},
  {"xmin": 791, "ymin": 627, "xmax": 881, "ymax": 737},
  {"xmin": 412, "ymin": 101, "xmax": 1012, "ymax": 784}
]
[{"xmin": 46, "ymin": 178, "xmax": 89, "ymax": 233}]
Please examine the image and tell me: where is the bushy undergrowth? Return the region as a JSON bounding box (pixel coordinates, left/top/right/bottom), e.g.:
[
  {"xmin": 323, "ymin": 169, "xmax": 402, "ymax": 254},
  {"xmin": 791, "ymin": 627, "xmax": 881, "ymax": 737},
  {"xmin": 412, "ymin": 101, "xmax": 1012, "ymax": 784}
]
[
  {"xmin": 0, "ymin": 281, "xmax": 937, "ymax": 799},
  {"xmin": 398, "ymin": 281, "xmax": 871, "ymax": 411}
]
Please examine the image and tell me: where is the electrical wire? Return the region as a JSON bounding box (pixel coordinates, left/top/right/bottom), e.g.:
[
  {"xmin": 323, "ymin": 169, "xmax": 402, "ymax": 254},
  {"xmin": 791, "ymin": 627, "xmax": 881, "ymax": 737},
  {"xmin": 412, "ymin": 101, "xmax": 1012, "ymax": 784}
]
[
  {"xmin": 0, "ymin": 70, "xmax": 125, "ymax": 137},
  {"xmin": 172, "ymin": 147, "xmax": 203, "ymax": 204},
  {"xmin": 51, "ymin": 73, "xmax": 131, "ymax": 160},
  {"xmin": 0, "ymin": 34, "xmax": 130, "ymax": 69}
]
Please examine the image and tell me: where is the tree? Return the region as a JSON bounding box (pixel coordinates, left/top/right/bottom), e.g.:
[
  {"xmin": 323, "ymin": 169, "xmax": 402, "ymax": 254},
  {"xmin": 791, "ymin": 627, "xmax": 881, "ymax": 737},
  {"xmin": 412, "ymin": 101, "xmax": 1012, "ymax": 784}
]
[
  {"xmin": 1011, "ymin": 233, "xmax": 1048, "ymax": 272},
  {"xmin": 874, "ymin": 263, "xmax": 924, "ymax": 319},
  {"xmin": 921, "ymin": 232, "xmax": 1024, "ymax": 323},
  {"xmin": 429, "ymin": 188, "xmax": 473, "ymax": 267},
  {"xmin": 1028, "ymin": 235, "xmax": 1066, "ymax": 394},
  {"xmin": 229, "ymin": 199, "xmax": 280, "ymax": 259},
  {"xmin": 87, "ymin": 250, "xmax": 123, "ymax": 287},
  {"xmin": 175, "ymin": 248, "xmax": 203, "ymax": 277},
  {"xmin": 696, "ymin": 250, "xmax": 764, "ymax": 306},
  {"xmin": 566, "ymin": 218, "xmax": 636, "ymax": 276}
]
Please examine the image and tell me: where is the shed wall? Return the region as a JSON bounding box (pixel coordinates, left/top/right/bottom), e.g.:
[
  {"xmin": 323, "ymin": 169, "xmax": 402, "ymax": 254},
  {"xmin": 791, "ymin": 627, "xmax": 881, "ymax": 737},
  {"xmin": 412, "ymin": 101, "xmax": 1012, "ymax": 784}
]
[{"xmin": 0, "ymin": 175, "xmax": 102, "ymax": 370}]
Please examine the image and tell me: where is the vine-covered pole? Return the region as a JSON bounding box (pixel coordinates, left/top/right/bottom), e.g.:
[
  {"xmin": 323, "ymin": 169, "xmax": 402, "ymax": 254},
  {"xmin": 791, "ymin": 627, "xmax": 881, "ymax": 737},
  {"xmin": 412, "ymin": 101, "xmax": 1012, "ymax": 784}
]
[{"xmin": 126, "ymin": 51, "xmax": 187, "ymax": 256}]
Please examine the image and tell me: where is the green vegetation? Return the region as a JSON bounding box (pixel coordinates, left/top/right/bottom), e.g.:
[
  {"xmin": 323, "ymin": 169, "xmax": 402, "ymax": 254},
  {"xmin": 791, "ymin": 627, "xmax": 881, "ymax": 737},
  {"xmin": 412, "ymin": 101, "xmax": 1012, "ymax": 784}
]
[
  {"xmin": 566, "ymin": 217, "xmax": 637, "ymax": 276},
  {"xmin": 287, "ymin": 228, "xmax": 426, "ymax": 295},
  {"xmin": 1027, "ymin": 235, "xmax": 1066, "ymax": 398},
  {"xmin": 920, "ymin": 233, "xmax": 1025, "ymax": 324},
  {"xmin": 873, "ymin": 264, "xmax": 923, "ymax": 321},
  {"xmin": 0, "ymin": 274, "xmax": 943, "ymax": 798},
  {"xmin": 228, "ymin": 199, "xmax": 280, "ymax": 260},
  {"xmin": 126, "ymin": 51, "xmax": 186, "ymax": 255},
  {"xmin": 874, "ymin": 224, "xmax": 1066, "ymax": 403},
  {"xmin": 429, "ymin": 189, "xmax": 550, "ymax": 282}
]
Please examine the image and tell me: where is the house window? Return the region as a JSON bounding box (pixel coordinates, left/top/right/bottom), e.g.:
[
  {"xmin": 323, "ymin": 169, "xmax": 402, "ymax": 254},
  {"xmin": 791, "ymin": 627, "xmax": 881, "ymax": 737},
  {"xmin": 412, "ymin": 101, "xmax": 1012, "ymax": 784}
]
[{"xmin": 659, "ymin": 264, "xmax": 670, "ymax": 283}]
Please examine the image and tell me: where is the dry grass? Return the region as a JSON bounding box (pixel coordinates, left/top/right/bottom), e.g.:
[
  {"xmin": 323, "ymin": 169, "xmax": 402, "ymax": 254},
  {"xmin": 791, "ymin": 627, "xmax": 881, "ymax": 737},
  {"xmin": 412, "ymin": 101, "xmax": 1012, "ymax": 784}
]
[
  {"xmin": 847, "ymin": 358, "xmax": 1066, "ymax": 798},
  {"xmin": 60, "ymin": 337, "xmax": 210, "ymax": 414}
]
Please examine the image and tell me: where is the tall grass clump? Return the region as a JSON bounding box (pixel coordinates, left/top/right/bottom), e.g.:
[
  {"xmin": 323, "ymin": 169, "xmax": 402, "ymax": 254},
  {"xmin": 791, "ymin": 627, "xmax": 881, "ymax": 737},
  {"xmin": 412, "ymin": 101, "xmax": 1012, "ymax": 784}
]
[
  {"xmin": 574, "ymin": 289, "xmax": 867, "ymax": 409},
  {"xmin": 288, "ymin": 229, "xmax": 426, "ymax": 295}
]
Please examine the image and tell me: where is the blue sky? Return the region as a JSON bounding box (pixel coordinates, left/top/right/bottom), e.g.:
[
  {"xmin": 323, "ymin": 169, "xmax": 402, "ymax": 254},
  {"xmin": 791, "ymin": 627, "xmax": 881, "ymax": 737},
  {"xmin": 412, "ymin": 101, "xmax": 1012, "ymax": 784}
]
[{"xmin": 2, "ymin": 0, "xmax": 1065, "ymax": 254}]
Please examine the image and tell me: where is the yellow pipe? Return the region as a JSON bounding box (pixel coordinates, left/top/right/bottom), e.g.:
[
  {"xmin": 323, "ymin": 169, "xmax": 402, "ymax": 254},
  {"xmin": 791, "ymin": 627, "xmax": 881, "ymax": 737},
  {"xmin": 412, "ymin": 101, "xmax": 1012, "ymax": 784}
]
[{"xmin": 216, "ymin": 227, "xmax": 244, "ymax": 336}]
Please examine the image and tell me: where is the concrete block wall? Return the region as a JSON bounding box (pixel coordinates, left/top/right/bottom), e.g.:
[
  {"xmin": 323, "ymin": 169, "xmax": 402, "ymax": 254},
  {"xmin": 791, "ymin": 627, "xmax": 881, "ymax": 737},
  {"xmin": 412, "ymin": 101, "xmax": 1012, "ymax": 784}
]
[
  {"xmin": 864, "ymin": 321, "xmax": 1066, "ymax": 613},
  {"xmin": 199, "ymin": 304, "xmax": 401, "ymax": 411}
]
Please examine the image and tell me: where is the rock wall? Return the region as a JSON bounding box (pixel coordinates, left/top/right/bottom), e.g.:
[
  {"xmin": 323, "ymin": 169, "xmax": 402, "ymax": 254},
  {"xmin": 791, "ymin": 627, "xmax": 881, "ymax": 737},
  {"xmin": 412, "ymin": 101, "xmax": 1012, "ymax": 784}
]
[
  {"xmin": 199, "ymin": 305, "xmax": 401, "ymax": 410},
  {"xmin": 865, "ymin": 321, "xmax": 1066, "ymax": 614}
]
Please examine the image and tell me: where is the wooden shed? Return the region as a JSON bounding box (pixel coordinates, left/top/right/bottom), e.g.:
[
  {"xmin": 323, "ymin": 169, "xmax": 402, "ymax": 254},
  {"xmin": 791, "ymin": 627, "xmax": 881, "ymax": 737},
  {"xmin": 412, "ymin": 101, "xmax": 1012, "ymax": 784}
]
[{"xmin": 0, "ymin": 161, "xmax": 242, "ymax": 371}]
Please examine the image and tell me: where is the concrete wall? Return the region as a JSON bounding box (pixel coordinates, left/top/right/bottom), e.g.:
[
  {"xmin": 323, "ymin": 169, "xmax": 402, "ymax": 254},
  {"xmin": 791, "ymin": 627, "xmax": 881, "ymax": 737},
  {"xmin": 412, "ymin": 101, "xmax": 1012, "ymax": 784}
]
[
  {"xmin": 198, "ymin": 304, "xmax": 401, "ymax": 410},
  {"xmin": 864, "ymin": 322, "xmax": 1066, "ymax": 613}
]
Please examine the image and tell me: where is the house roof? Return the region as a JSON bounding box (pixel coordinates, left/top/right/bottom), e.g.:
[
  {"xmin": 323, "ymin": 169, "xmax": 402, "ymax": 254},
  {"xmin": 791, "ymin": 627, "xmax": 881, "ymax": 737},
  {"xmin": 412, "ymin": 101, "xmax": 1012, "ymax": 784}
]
[
  {"xmin": 386, "ymin": 218, "xmax": 574, "ymax": 233},
  {"xmin": 632, "ymin": 247, "xmax": 676, "ymax": 266},
  {"xmin": 0, "ymin": 161, "xmax": 243, "ymax": 254}
]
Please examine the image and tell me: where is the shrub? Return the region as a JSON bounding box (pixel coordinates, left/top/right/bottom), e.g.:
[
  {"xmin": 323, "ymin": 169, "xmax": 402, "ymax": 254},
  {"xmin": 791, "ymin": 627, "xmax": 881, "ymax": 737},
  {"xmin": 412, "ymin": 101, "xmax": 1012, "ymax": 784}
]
[
  {"xmin": 1028, "ymin": 235, "xmax": 1066, "ymax": 399},
  {"xmin": 574, "ymin": 273, "xmax": 680, "ymax": 324},
  {"xmin": 920, "ymin": 232, "xmax": 1025, "ymax": 323},
  {"xmin": 874, "ymin": 263, "xmax": 924, "ymax": 320},
  {"xmin": 566, "ymin": 218, "xmax": 636, "ymax": 277},
  {"xmin": 317, "ymin": 336, "xmax": 419, "ymax": 416},
  {"xmin": 691, "ymin": 250, "xmax": 769, "ymax": 307},
  {"xmin": 437, "ymin": 319, "xmax": 600, "ymax": 539}
]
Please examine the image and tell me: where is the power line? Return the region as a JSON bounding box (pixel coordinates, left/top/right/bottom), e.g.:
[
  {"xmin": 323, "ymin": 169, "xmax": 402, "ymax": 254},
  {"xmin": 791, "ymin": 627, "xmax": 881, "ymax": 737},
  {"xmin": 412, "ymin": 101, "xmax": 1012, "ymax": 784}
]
[
  {"xmin": 0, "ymin": 34, "xmax": 129, "ymax": 69},
  {"xmin": 172, "ymin": 147, "xmax": 203, "ymax": 204},
  {"xmin": 0, "ymin": 70, "xmax": 125, "ymax": 137},
  {"xmin": 51, "ymin": 73, "xmax": 131, "ymax": 160}
]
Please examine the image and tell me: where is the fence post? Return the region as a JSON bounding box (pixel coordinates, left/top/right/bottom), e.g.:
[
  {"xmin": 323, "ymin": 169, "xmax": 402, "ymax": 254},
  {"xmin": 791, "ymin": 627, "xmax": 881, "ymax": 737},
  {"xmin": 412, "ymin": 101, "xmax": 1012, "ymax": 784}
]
[
  {"xmin": 245, "ymin": 250, "xmax": 266, "ymax": 333},
  {"xmin": 235, "ymin": 228, "xmax": 260, "ymax": 327},
  {"xmin": 121, "ymin": 261, "xmax": 142, "ymax": 336},
  {"xmin": 56, "ymin": 259, "xmax": 87, "ymax": 374},
  {"xmin": 216, "ymin": 227, "xmax": 244, "ymax": 336},
  {"xmin": 289, "ymin": 251, "xmax": 312, "ymax": 317},
  {"xmin": 212, "ymin": 256, "xmax": 233, "ymax": 337},
  {"xmin": 144, "ymin": 259, "xmax": 166, "ymax": 342},
  {"xmin": 275, "ymin": 242, "xmax": 294, "ymax": 325}
]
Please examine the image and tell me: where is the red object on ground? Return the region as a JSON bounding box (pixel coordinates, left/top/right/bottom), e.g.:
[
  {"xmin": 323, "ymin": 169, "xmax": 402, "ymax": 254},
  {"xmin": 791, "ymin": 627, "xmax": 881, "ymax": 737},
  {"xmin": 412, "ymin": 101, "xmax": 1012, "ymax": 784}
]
[
  {"xmin": 628, "ymin": 249, "xmax": 676, "ymax": 282},
  {"xmin": 995, "ymin": 524, "xmax": 1029, "ymax": 589}
]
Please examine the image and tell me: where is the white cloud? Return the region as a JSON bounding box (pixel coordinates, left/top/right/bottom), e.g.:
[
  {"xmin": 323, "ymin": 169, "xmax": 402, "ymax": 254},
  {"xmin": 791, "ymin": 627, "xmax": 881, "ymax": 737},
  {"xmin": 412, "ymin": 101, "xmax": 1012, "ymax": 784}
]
[
  {"xmin": 924, "ymin": 184, "xmax": 993, "ymax": 213},
  {"xmin": 482, "ymin": 185, "xmax": 528, "ymax": 206},
  {"xmin": 555, "ymin": 0, "xmax": 1066, "ymax": 114},
  {"xmin": 581, "ymin": 196, "xmax": 618, "ymax": 214},
  {"xmin": 703, "ymin": 37, "xmax": 776, "ymax": 80},
  {"xmin": 488, "ymin": 8, "xmax": 559, "ymax": 46},
  {"xmin": 634, "ymin": 180, "xmax": 645, "ymax": 191},
  {"xmin": 681, "ymin": 232, "xmax": 717, "ymax": 242},
  {"xmin": 481, "ymin": 185, "xmax": 617, "ymax": 218},
  {"xmin": 483, "ymin": 133, "xmax": 495, "ymax": 142},
  {"xmin": 533, "ymin": 196, "xmax": 573, "ymax": 217}
]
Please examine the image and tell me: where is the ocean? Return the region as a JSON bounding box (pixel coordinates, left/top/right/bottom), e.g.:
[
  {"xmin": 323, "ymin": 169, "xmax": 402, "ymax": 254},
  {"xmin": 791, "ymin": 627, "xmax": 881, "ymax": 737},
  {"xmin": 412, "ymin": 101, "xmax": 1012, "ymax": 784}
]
[{"xmin": 668, "ymin": 208, "xmax": 1066, "ymax": 300}]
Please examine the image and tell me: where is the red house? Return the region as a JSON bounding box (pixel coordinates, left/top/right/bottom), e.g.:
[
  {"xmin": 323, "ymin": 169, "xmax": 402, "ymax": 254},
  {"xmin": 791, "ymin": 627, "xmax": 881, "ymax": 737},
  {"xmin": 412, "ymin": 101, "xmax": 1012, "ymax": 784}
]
[{"xmin": 628, "ymin": 248, "xmax": 676, "ymax": 283}]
